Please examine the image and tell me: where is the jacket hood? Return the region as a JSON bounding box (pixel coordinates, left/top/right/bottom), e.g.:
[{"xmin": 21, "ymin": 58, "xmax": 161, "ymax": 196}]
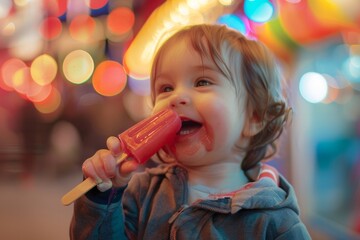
[{"xmin": 230, "ymin": 175, "xmax": 300, "ymax": 214}]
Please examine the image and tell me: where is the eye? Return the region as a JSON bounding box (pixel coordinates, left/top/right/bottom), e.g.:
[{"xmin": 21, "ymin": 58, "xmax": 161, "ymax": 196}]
[
  {"xmin": 195, "ymin": 79, "xmax": 212, "ymax": 87},
  {"xmin": 157, "ymin": 85, "xmax": 173, "ymax": 93},
  {"xmin": 163, "ymin": 85, "xmax": 173, "ymax": 92}
]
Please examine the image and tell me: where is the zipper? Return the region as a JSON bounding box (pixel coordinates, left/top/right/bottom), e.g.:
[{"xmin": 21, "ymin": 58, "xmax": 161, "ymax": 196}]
[
  {"xmin": 168, "ymin": 204, "xmax": 189, "ymax": 240},
  {"xmin": 168, "ymin": 204, "xmax": 189, "ymax": 224}
]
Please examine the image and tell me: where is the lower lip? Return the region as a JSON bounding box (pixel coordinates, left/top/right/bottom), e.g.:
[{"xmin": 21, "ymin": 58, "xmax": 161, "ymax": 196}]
[
  {"xmin": 176, "ymin": 127, "xmax": 200, "ymax": 140},
  {"xmin": 174, "ymin": 127, "xmax": 213, "ymax": 152}
]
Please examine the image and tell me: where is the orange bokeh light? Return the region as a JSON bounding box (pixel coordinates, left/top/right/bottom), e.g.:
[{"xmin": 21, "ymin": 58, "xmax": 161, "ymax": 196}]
[
  {"xmin": 43, "ymin": 0, "xmax": 68, "ymax": 17},
  {"xmin": 88, "ymin": 0, "xmax": 108, "ymax": 10},
  {"xmin": 27, "ymin": 83, "xmax": 53, "ymax": 103},
  {"xmin": 40, "ymin": 16, "xmax": 62, "ymax": 40},
  {"xmin": 92, "ymin": 60, "xmax": 127, "ymax": 96},
  {"xmin": 69, "ymin": 15, "xmax": 96, "ymax": 42},
  {"xmin": 1, "ymin": 58, "xmax": 27, "ymax": 91},
  {"xmin": 34, "ymin": 86, "xmax": 62, "ymax": 114},
  {"xmin": 107, "ymin": 7, "xmax": 135, "ymax": 36}
]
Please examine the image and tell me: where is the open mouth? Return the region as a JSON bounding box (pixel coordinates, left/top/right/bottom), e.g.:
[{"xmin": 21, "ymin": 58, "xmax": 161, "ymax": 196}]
[{"xmin": 178, "ymin": 119, "xmax": 203, "ymax": 136}]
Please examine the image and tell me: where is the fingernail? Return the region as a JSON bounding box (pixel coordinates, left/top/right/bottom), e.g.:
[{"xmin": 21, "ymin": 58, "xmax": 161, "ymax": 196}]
[
  {"xmin": 97, "ymin": 180, "xmax": 112, "ymax": 192},
  {"xmin": 95, "ymin": 177, "xmax": 103, "ymax": 185}
]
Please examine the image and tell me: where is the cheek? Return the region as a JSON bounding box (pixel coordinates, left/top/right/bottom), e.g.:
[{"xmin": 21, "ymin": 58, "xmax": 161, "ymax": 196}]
[
  {"xmin": 201, "ymin": 97, "xmax": 244, "ymax": 144},
  {"xmin": 202, "ymin": 100, "xmax": 233, "ymax": 140},
  {"xmin": 152, "ymin": 100, "xmax": 168, "ymax": 114}
]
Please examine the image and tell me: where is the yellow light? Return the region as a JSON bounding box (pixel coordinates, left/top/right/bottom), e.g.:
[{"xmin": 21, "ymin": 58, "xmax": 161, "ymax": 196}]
[
  {"xmin": 219, "ymin": 0, "xmax": 234, "ymax": 6},
  {"xmin": 63, "ymin": 50, "xmax": 94, "ymax": 84},
  {"xmin": 123, "ymin": 0, "xmax": 240, "ymax": 78},
  {"xmin": 31, "ymin": 54, "xmax": 58, "ymax": 86}
]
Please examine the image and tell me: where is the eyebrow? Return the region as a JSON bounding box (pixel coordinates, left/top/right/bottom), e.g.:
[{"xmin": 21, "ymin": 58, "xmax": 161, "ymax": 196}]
[{"xmin": 155, "ymin": 63, "xmax": 220, "ymax": 80}]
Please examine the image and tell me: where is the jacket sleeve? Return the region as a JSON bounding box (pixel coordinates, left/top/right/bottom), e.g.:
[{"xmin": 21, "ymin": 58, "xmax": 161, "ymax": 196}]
[
  {"xmin": 275, "ymin": 222, "xmax": 312, "ymax": 240},
  {"xmin": 69, "ymin": 187, "xmax": 128, "ymax": 240}
]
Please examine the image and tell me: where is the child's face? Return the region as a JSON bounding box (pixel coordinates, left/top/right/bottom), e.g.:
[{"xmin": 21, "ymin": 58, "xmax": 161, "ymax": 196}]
[{"xmin": 152, "ymin": 38, "xmax": 252, "ymax": 167}]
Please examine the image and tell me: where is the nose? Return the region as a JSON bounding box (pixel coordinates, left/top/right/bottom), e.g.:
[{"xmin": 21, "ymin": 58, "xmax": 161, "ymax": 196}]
[{"xmin": 169, "ymin": 91, "xmax": 191, "ymax": 108}]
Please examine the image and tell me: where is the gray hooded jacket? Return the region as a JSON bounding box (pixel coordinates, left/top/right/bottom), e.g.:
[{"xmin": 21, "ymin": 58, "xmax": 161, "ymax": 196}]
[{"xmin": 70, "ymin": 164, "xmax": 311, "ymax": 239}]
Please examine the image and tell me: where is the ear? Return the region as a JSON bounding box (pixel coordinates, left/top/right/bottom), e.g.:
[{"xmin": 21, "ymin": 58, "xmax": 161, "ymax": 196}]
[{"xmin": 242, "ymin": 112, "xmax": 264, "ymax": 137}]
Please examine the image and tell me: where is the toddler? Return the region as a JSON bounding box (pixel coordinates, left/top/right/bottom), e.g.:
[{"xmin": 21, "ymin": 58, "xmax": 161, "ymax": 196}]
[{"xmin": 70, "ymin": 24, "xmax": 311, "ymax": 239}]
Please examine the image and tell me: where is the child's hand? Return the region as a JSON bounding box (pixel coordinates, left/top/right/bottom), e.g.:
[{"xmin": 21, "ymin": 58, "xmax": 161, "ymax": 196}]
[{"xmin": 82, "ymin": 136, "xmax": 140, "ymax": 192}]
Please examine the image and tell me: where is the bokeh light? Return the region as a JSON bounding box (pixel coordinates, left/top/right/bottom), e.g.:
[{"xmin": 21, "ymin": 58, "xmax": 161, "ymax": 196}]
[
  {"xmin": 63, "ymin": 50, "xmax": 94, "ymax": 84},
  {"xmin": 244, "ymin": 0, "xmax": 274, "ymax": 23},
  {"xmin": 107, "ymin": 7, "xmax": 135, "ymax": 36},
  {"xmin": 31, "ymin": 54, "xmax": 58, "ymax": 86},
  {"xmin": 219, "ymin": 0, "xmax": 234, "ymax": 6},
  {"xmin": 12, "ymin": 67, "xmax": 31, "ymax": 95},
  {"xmin": 217, "ymin": 14, "xmax": 247, "ymax": 34},
  {"xmin": 69, "ymin": 15, "xmax": 96, "ymax": 42},
  {"xmin": 42, "ymin": 0, "xmax": 68, "ymax": 17},
  {"xmin": 9, "ymin": 33, "xmax": 43, "ymax": 61},
  {"xmin": 33, "ymin": 86, "xmax": 62, "ymax": 114},
  {"xmin": 27, "ymin": 83, "xmax": 53, "ymax": 103},
  {"xmin": 92, "ymin": 60, "xmax": 127, "ymax": 96},
  {"xmin": 50, "ymin": 121, "xmax": 81, "ymax": 153},
  {"xmin": 1, "ymin": 58, "xmax": 27, "ymax": 91},
  {"xmin": 299, "ymin": 72, "xmax": 328, "ymax": 103},
  {"xmin": 39, "ymin": 16, "xmax": 62, "ymax": 40},
  {"xmin": 346, "ymin": 55, "xmax": 360, "ymax": 80},
  {"xmin": 87, "ymin": 0, "xmax": 108, "ymax": 10}
]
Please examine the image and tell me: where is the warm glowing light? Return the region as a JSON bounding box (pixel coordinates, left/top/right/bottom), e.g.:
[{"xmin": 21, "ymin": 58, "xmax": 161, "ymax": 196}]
[
  {"xmin": 63, "ymin": 50, "xmax": 94, "ymax": 84},
  {"xmin": 34, "ymin": 86, "xmax": 62, "ymax": 114},
  {"xmin": 69, "ymin": 15, "xmax": 96, "ymax": 42},
  {"xmin": 299, "ymin": 72, "xmax": 328, "ymax": 103},
  {"xmin": 244, "ymin": 0, "xmax": 274, "ymax": 23},
  {"xmin": 43, "ymin": 0, "xmax": 68, "ymax": 17},
  {"xmin": 308, "ymin": 0, "xmax": 351, "ymax": 27},
  {"xmin": 40, "ymin": 16, "xmax": 62, "ymax": 40},
  {"xmin": 12, "ymin": 67, "xmax": 31, "ymax": 95},
  {"xmin": 2, "ymin": 22, "xmax": 16, "ymax": 36},
  {"xmin": 14, "ymin": 0, "xmax": 29, "ymax": 7},
  {"xmin": 92, "ymin": 60, "xmax": 127, "ymax": 96},
  {"xmin": 219, "ymin": 0, "xmax": 234, "ymax": 6},
  {"xmin": 107, "ymin": 7, "xmax": 135, "ymax": 36},
  {"xmin": 124, "ymin": 0, "xmax": 236, "ymax": 78},
  {"xmin": 1, "ymin": 58, "xmax": 27, "ymax": 90},
  {"xmin": 87, "ymin": 0, "xmax": 108, "ymax": 10},
  {"xmin": 27, "ymin": 83, "xmax": 52, "ymax": 102},
  {"xmin": 9, "ymin": 33, "xmax": 43, "ymax": 60},
  {"xmin": 31, "ymin": 54, "xmax": 58, "ymax": 86}
]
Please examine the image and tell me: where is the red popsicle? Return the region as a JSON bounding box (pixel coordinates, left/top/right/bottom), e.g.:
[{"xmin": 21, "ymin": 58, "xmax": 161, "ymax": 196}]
[
  {"xmin": 118, "ymin": 108, "xmax": 181, "ymax": 164},
  {"xmin": 61, "ymin": 108, "xmax": 181, "ymax": 206}
]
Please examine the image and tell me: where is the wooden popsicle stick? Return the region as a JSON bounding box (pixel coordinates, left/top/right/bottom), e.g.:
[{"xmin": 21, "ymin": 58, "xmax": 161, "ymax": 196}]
[
  {"xmin": 61, "ymin": 177, "xmax": 97, "ymax": 206},
  {"xmin": 61, "ymin": 153, "xmax": 128, "ymax": 206}
]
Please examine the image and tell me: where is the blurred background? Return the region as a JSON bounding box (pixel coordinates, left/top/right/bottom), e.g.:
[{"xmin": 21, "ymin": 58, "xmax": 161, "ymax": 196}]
[{"xmin": 0, "ymin": 0, "xmax": 359, "ymax": 239}]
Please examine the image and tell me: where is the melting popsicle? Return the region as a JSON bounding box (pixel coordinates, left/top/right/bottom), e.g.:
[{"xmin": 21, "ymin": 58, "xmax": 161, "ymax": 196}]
[{"xmin": 61, "ymin": 108, "xmax": 181, "ymax": 206}]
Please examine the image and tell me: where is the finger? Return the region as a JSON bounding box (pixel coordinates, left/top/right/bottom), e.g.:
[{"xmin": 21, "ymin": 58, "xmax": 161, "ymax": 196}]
[
  {"xmin": 92, "ymin": 150, "xmax": 116, "ymax": 180},
  {"xmin": 106, "ymin": 136, "xmax": 122, "ymax": 156},
  {"xmin": 82, "ymin": 159, "xmax": 102, "ymax": 184}
]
